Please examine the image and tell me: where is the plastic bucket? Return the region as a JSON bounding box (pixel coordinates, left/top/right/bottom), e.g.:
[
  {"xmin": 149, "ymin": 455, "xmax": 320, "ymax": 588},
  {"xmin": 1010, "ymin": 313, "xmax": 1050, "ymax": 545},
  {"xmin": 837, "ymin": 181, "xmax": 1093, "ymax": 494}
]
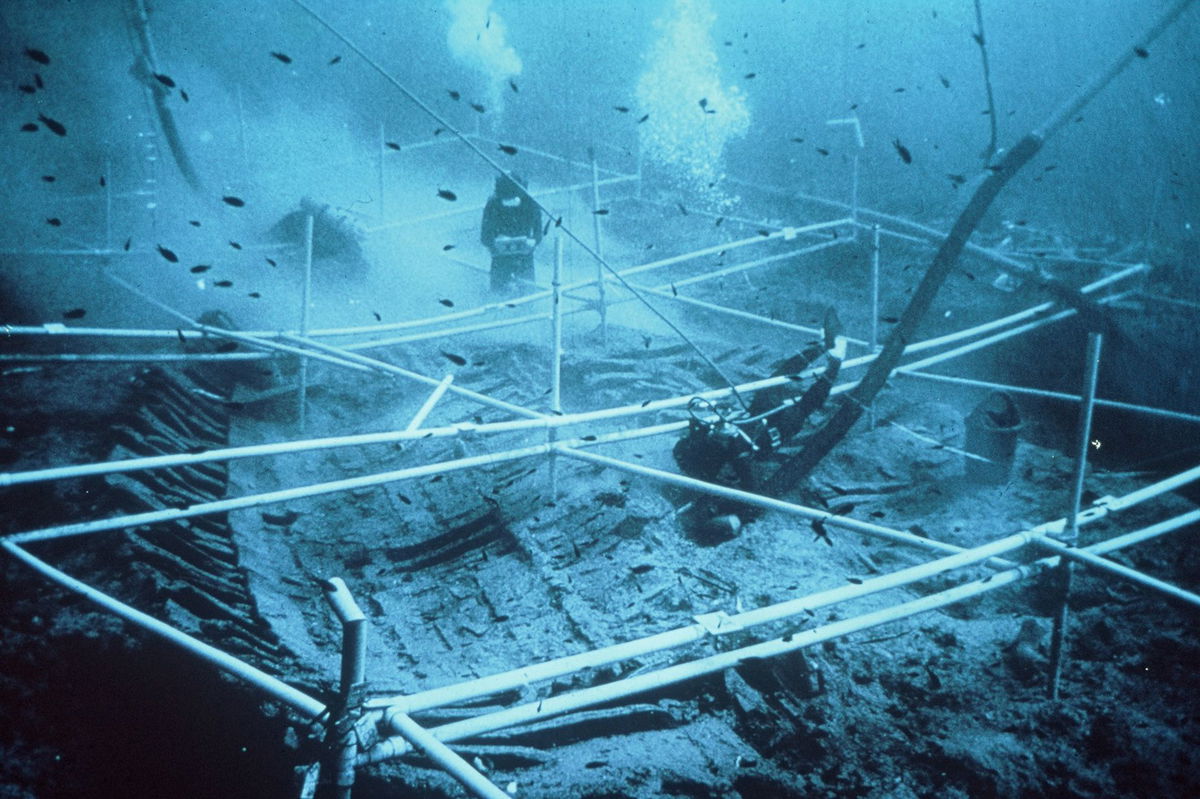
[{"xmin": 964, "ymin": 391, "xmax": 1023, "ymax": 483}]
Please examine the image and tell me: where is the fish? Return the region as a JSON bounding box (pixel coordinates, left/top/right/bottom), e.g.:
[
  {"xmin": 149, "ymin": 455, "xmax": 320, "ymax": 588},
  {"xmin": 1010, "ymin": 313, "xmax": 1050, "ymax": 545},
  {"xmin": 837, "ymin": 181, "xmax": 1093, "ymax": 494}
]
[
  {"xmin": 156, "ymin": 244, "xmax": 179, "ymax": 263},
  {"xmin": 498, "ymin": 144, "xmax": 518, "ymax": 156},
  {"xmin": 670, "ymin": 283, "xmax": 678, "ymax": 296},
  {"xmin": 469, "ymin": 102, "xmax": 485, "ymax": 113},
  {"xmin": 436, "ymin": 188, "xmax": 458, "ymax": 201},
  {"xmin": 790, "ymin": 137, "xmax": 806, "ymax": 143},
  {"xmin": 892, "ymin": 138, "xmax": 913, "ymax": 164},
  {"xmin": 328, "ymin": 55, "xmax": 342, "ymax": 65},
  {"xmin": 34, "ymin": 73, "xmax": 44, "ymax": 89},
  {"xmin": 879, "ymin": 315, "xmax": 899, "ymax": 323},
  {"xmin": 99, "ymin": 176, "xmax": 105, "ymax": 187},
  {"xmin": 811, "ymin": 518, "xmax": 832, "ymax": 545},
  {"xmin": 447, "ymin": 90, "xmax": 460, "ymax": 100},
  {"xmin": 856, "ymin": 42, "xmax": 866, "ymax": 49},
  {"xmin": 947, "ymin": 173, "xmax": 966, "ymax": 187},
  {"xmin": 24, "ymin": 48, "xmax": 50, "ymax": 65},
  {"xmin": 585, "ymin": 761, "xmax": 608, "ymax": 769},
  {"xmin": 757, "ymin": 229, "xmax": 771, "ymax": 237},
  {"xmin": 385, "ymin": 141, "xmax": 400, "ymax": 150},
  {"xmin": 439, "ymin": 350, "xmax": 467, "ymax": 366},
  {"xmin": 20, "ymin": 122, "xmax": 38, "ymax": 132},
  {"xmin": 176, "ymin": 329, "xmax": 187, "ymax": 345},
  {"xmin": 1134, "ymin": 46, "xmax": 1149, "ymax": 58},
  {"xmin": 744, "ymin": 72, "xmax": 756, "ymax": 79},
  {"xmin": 630, "ymin": 564, "xmax": 653, "ymax": 575},
  {"xmin": 179, "ymin": 90, "xmax": 189, "ymax": 102},
  {"xmin": 816, "ymin": 147, "xmax": 830, "ymax": 156},
  {"xmin": 939, "ymin": 74, "xmax": 950, "ymax": 88},
  {"xmin": 46, "ymin": 217, "xmax": 62, "ymax": 226},
  {"xmin": 18, "ymin": 84, "xmax": 35, "ymax": 94},
  {"xmin": 190, "ymin": 265, "xmax": 211, "ymax": 273},
  {"xmin": 229, "ymin": 240, "xmax": 242, "ymax": 249},
  {"xmin": 153, "ymin": 73, "xmax": 176, "ymax": 88},
  {"xmin": 41, "ymin": 175, "xmax": 55, "ymax": 182},
  {"xmin": 613, "ymin": 105, "xmax": 630, "ymax": 113},
  {"xmin": 714, "ymin": 217, "xmax": 724, "ymax": 226},
  {"xmin": 847, "ymin": 576, "xmax": 864, "ymax": 585},
  {"xmin": 38, "ymin": 114, "xmax": 66, "ymax": 136},
  {"xmin": 123, "ymin": 237, "xmax": 132, "ymax": 251},
  {"xmin": 395, "ymin": 492, "xmax": 412, "ymax": 504},
  {"xmin": 676, "ymin": 202, "xmax": 688, "ymax": 215},
  {"xmin": 261, "ymin": 509, "xmax": 300, "ymax": 526},
  {"xmin": 438, "ymin": 298, "xmax": 455, "ymax": 307},
  {"xmin": 265, "ymin": 257, "xmax": 277, "ymax": 266},
  {"xmin": 830, "ymin": 502, "xmax": 856, "ymax": 516},
  {"xmin": 222, "ymin": 195, "xmax": 245, "ymax": 207},
  {"xmin": 214, "ymin": 280, "xmax": 233, "ymax": 288},
  {"xmin": 509, "ymin": 79, "xmax": 519, "ymax": 92},
  {"xmin": 189, "ymin": 220, "xmax": 201, "ymax": 227},
  {"xmin": 641, "ymin": 334, "xmax": 652, "ymax": 349},
  {"xmin": 433, "ymin": 127, "xmax": 445, "ymax": 136},
  {"xmin": 592, "ymin": 208, "xmax": 609, "ymax": 215},
  {"xmin": 247, "ymin": 292, "xmax": 261, "ymax": 298},
  {"xmin": 1043, "ymin": 164, "xmax": 1057, "ymax": 172},
  {"xmin": 869, "ymin": 510, "xmax": 886, "ymax": 519},
  {"xmin": 270, "ymin": 51, "xmax": 292, "ymax": 64},
  {"xmin": 442, "ymin": 244, "xmax": 455, "ymax": 251},
  {"xmin": 372, "ymin": 311, "xmax": 381, "ymax": 321},
  {"xmin": 894, "ymin": 87, "xmax": 906, "ymax": 93},
  {"xmin": 971, "ymin": 31, "xmax": 984, "ymax": 46},
  {"xmin": 62, "ymin": 308, "xmax": 86, "ymax": 319}
]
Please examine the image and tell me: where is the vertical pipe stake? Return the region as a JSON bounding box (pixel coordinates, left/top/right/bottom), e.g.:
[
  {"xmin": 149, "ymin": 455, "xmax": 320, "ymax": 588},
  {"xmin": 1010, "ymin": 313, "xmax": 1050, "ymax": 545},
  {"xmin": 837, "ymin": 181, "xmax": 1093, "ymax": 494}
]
[{"xmin": 298, "ymin": 215, "xmax": 314, "ymax": 432}]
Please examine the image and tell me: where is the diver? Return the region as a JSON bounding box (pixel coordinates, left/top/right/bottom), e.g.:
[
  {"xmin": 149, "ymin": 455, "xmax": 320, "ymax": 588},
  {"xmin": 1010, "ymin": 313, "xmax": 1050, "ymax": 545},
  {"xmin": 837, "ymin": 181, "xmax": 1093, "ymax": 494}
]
[{"xmin": 480, "ymin": 173, "xmax": 543, "ymax": 293}]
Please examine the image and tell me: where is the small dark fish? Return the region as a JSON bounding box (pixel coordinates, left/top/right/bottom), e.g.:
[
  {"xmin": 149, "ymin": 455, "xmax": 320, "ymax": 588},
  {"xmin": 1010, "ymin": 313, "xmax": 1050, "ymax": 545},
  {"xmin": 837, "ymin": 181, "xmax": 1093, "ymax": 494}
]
[
  {"xmin": 261, "ymin": 509, "xmax": 300, "ymax": 526},
  {"xmin": 630, "ymin": 564, "xmax": 653, "ymax": 575},
  {"xmin": 592, "ymin": 208, "xmax": 609, "ymax": 215},
  {"xmin": 328, "ymin": 55, "xmax": 342, "ymax": 65},
  {"xmin": 188, "ymin": 219, "xmax": 201, "ymax": 227},
  {"xmin": 270, "ymin": 51, "xmax": 292, "ymax": 64},
  {"xmin": 215, "ymin": 341, "xmax": 239, "ymax": 353},
  {"xmin": 892, "ymin": 138, "xmax": 913, "ymax": 164},
  {"xmin": 469, "ymin": 102, "xmax": 485, "ymax": 113},
  {"xmin": 938, "ymin": 74, "xmax": 950, "ymax": 88},
  {"xmin": 20, "ymin": 122, "xmax": 38, "ymax": 132},
  {"xmin": 222, "ymin": 195, "xmax": 245, "ymax": 207},
  {"xmin": 585, "ymin": 761, "xmax": 608, "ymax": 769},
  {"xmin": 176, "ymin": 329, "xmax": 187, "ymax": 345},
  {"xmin": 440, "ymin": 350, "xmax": 467, "ymax": 366},
  {"xmin": 190, "ymin": 265, "xmax": 211, "ymax": 273},
  {"xmin": 371, "ymin": 311, "xmax": 381, "ymax": 321},
  {"xmin": 436, "ymin": 188, "xmax": 458, "ymax": 202},
  {"xmin": 156, "ymin": 244, "xmax": 179, "ymax": 263},
  {"xmin": 613, "ymin": 105, "xmax": 630, "ymax": 113},
  {"xmin": 41, "ymin": 175, "xmax": 55, "ymax": 182},
  {"xmin": 247, "ymin": 292, "xmax": 261, "ymax": 298},
  {"xmin": 744, "ymin": 72, "xmax": 756, "ymax": 79},
  {"xmin": 1043, "ymin": 164, "xmax": 1057, "ymax": 172},
  {"xmin": 438, "ymin": 298, "xmax": 455, "ymax": 307},
  {"xmin": 847, "ymin": 576, "xmax": 864, "ymax": 585},
  {"xmin": 24, "ymin": 48, "xmax": 50, "ymax": 65},
  {"xmin": 811, "ymin": 518, "xmax": 832, "ymax": 545},
  {"xmin": 396, "ymin": 492, "xmax": 412, "ymax": 505},
  {"xmin": 971, "ymin": 31, "xmax": 984, "ymax": 46},
  {"xmin": 856, "ymin": 42, "xmax": 866, "ymax": 49},
  {"xmin": 153, "ymin": 73, "xmax": 176, "ymax": 88},
  {"xmin": 676, "ymin": 202, "xmax": 688, "ymax": 215},
  {"xmin": 641, "ymin": 399, "xmax": 652, "ymax": 407},
  {"xmin": 894, "ymin": 87, "xmax": 906, "ymax": 93},
  {"xmin": 670, "ymin": 283, "xmax": 678, "ymax": 296},
  {"xmin": 62, "ymin": 308, "xmax": 86, "ymax": 319},
  {"xmin": 509, "ymin": 79, "xmax": 518, "ymax": 92},
  {"xmin": 447, "ymin": 89, "xmax": 461, "ymax": 100},
  {"xmin": 498, "ymin": 144, "xmax": 518, "ymax": 156},
  {"xmin": 815, "ymin": 147, "xmax": 830, "ymax": 156},
  {"xmin": 45, "ymin": 217, "xmax": 62, "ymax": 227},
  {"xmin": 714, "ymin": 217, "xmax": 724, "ymax": 227},
  {"xmin": 34, "ymin": 73, "xmax": 43, "ymax": 89},
  {"xmin": 229, "ymin": 240, "xmax": 242, "ymax": 249},
  {"xmin": 790, "ymin": 137, "xmax": 805, "ymax": 143},
  {"xmin": 830, "ymin": 503, "xmax": 856, "ymax": 516},
  {"xmin": 214, "ymin": 279, "xmax": 233, "ymax": 288},
  {"xmin": 641, "ymin": 334, "xmax": 652, "ymax": 349},
  {"xmin": 18, "ymin": 84, "xmax": 35, "ymax": 94},
  {"xmin": 960, "ymin": 270, "xmax": 976, "ymax": 281},
  {"xmin": 947, "ymin": 173, "xmax": 966, "ymax": 186},
  {"xmin": 433, "ymin": 127, "xmax": 445, "ymax": 136},
  {"xmin": 442, "ymin": 244, "xmax": 455, "ymax": 251},
  {"xmin": 1134, "ymin": 46, "xmax": 1149, "ymax": 58},
  {"xmin": 879, "ymin": 315, "xmax": 899, "ymax": 324},
  {"xmin": 1014, "ymin": 219, "xmax": 1028, "ymax": 226},
  {"xmin": 699, "ymin": 98, "xmax": 708, "ymax": 109},
  {"xmin": 265, "ymin": 257, "xmax": 277, "ymax": 266},
  {"xmin": 637, "ymin": 113, "xmax": 650, "ymax": 123},
  {"xmin": 385, "ymin": 141, "xmax": 401, "ymax": 151},
  {"xmin": 38, "ymin": 114, "xmax": 66, "ymax": 136},
  {"xmin": 123, "ymin": 237, "xmax": 132, "ymax": 251},
  {"xmin": 869, "ymin": 510, "xmax": 886, "ymax": 519}
]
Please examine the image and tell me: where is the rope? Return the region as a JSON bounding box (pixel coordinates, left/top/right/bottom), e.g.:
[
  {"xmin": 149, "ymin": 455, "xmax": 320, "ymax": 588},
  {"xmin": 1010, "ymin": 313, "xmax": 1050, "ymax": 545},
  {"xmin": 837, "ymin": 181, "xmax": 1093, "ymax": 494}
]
[{"xmin": 289, "ymin": 0, "xmax": 753, "ymax": 412}]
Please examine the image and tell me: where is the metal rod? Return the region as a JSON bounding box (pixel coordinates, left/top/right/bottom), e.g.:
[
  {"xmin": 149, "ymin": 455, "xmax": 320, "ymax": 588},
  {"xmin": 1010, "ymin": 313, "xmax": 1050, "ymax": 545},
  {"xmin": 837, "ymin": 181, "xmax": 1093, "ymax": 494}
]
[
  {"xmin": 323, "ymin": 577, "xmax": 366, "ymax": 799},
  {"xmin": 1088, "ymin": 508, "xmax": 1200, "ymax": 556},
  {"xmin": 236, "ymin": 85, "xmax": 248, "ymax": 169},
  {"xmin": 298, "ymin": 215, "xmax": 314, "ymax": 432},
  {"xmin": 388, "ymin": 713, "xmax": 512, "ymax": 799},
  {"xmin": 590, "ymin": 149, "xmax": 608, "ymax": 341},
  {"xmin": 851, "ymin": 153, "xmax": 860, "ymax": 228},
  {"xmin": 1, "ymin": 540, "xmax": 326, "ymax": 718},
  {"xmin": 405, "ymin": 374, "xmax": 454, "ymax": 431},
  {"xmin": 103, "ymin": 155, "xmax": 113, "ymax": 250},
  {"xmin": 870, "ymin": 224, "xmax": 881, "ymax": 353},
  {"xmin": 1047, "ymin": 331, "xmax": 1103, "ymax": 699},
  {"xmin": 549, "ymin": 235, "xmax": 564, "ymax": 499},
  {"xmin": 897, "ymin": 370, "xmax": 1200, "ymax": 425},
  {"xmin": 1035, "ymin": 537, "xmax": 1200, "ymax": 609}
]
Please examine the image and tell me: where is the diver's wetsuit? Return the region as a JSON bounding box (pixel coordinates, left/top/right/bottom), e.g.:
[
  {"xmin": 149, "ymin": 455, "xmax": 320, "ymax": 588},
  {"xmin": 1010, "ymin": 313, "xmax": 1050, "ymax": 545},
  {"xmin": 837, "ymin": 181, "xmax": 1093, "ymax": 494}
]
[{"xmin": 481, "ymin": 179, "xmax": 543, "ymax": 292}]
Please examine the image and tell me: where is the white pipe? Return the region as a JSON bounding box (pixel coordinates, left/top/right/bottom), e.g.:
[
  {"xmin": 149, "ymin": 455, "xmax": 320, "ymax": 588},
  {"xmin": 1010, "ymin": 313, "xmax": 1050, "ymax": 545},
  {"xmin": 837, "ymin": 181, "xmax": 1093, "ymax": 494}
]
[
  {"xmin": 298, "ymin": 215, "xmax": 314, "ymax": 432},
  {"xmin": 1035, "ymin": 537, "xmax": 1200, "ymax": 608},
  {"xmin": 1, "ymin": 540, "xmax": 326, "ymax": 718},
  {"xmin": 1088, "ymin": 508, "xmax": 1200, "ymax": 555},
  {"xmin": 405, "ymin": 374, "xmax": 454, "ymax": 431},
  {"xmin": 388, "ymin": 712, "xmax": 512, "ymax": 799}
]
